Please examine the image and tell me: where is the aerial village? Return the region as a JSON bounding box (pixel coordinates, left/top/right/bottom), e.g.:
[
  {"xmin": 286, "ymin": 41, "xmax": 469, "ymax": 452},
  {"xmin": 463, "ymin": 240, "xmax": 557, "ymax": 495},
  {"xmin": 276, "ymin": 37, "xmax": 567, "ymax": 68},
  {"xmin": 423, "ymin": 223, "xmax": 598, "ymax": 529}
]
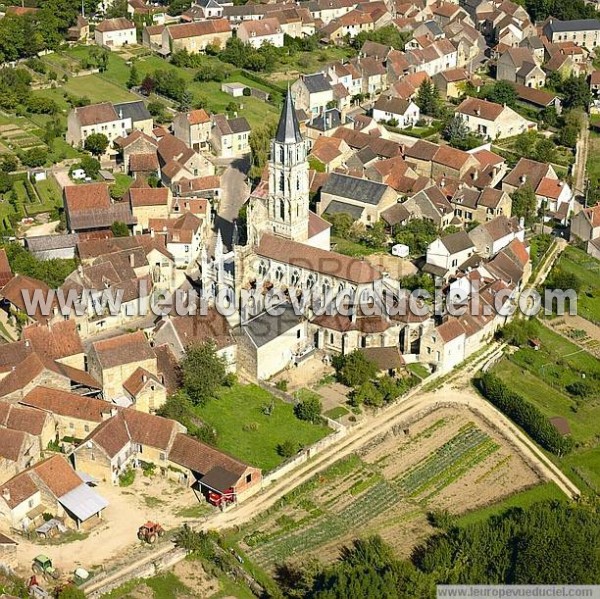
[{"xmin": 0, "ymin": 0, "xmax": 596, "ymax": 595}]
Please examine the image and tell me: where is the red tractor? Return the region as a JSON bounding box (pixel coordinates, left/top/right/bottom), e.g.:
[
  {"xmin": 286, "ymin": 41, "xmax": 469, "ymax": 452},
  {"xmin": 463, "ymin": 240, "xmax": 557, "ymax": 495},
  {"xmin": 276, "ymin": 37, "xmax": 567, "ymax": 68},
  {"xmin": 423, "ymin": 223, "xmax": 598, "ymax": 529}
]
[{"xmin": 137, "ymin": 521, "xmax": 165, "ymax": 544}]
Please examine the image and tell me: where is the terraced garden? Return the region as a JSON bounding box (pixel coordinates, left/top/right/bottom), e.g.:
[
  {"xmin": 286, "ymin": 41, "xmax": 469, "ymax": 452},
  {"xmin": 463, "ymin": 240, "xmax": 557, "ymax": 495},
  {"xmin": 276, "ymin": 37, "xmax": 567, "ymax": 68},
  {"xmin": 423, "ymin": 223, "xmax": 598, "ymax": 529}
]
[{"xmin": 237, "ymin": 407, "xmax": 543, "ymax": 569}]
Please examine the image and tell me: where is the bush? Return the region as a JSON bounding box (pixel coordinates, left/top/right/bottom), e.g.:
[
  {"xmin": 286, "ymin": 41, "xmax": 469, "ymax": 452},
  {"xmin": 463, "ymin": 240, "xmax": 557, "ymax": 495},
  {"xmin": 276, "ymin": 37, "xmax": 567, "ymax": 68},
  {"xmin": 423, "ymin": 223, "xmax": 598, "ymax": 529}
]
[
  {"xmin": 243, "ymin": 86, "xmax": 251, "ymax": 96},
  {"xmin": 332, "ymin": 350, "xmax": 378, "ymax": 388},
  {"xmin": 277, "ymin": 439, "xmax": 299, "ymax": 458},
  {"xmin": 294, "ymin": 395, "xmax": 322, "ymax": 423},
  {"xmin": 119, "ymin": 467, "xmax": 136, "ymax": 487},
  {"xmin": 275, "ymin": 379, "xmax": 288, "ymax": 392},
  {"xmin": 478, "ymin": 372, "xmax": 573, "ymax": 455}
]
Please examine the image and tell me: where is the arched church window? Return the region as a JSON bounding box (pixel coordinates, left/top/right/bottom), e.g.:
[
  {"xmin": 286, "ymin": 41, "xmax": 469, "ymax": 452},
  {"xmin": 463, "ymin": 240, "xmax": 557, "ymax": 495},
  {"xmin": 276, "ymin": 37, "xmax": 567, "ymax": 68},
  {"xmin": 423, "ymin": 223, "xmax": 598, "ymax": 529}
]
[
  {"xmin": 279, "ymin": 146, "xmax": 285, "ymax": 163},
  {"xmin": 279, "ymin": 199, "xmax": 285, "ymax": 220},
  {"xmin": 306, "ymin": 273, "xmax": 316, "ymax": 289},
  {"xmin": 291, "ymin": 270, "xmax": 300, "ymax": 287},
  {"xmin": 275, "ymin": 266, "xmax": 284, "ymax": 282},
  {"xmin": 279, "ymin": 173, "xmax": 284, "ymax": 192},
  {"xmin": 258, "ymin": 261, "xmax": 268, "ymax": 278},
  {"xmin": 296, "ymin": 176, "xmax": 301, "ymax": 191}
]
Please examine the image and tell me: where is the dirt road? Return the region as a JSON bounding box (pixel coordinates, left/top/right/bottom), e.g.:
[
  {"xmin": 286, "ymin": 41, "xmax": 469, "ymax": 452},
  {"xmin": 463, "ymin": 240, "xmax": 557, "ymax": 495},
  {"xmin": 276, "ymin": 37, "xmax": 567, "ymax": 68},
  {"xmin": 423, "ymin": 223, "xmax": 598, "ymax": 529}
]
[{"xmin": 572, "ymin": 112, "xmax": 590, "ymax": 209}]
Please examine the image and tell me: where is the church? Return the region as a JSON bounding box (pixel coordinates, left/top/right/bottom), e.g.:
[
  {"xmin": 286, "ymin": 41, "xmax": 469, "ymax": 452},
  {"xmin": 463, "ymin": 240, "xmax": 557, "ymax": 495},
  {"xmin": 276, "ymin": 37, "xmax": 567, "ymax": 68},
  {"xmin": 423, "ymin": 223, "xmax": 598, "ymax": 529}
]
[{"xmin": 201, "ymin": 93, "xmax": 431, "ymax": 377}]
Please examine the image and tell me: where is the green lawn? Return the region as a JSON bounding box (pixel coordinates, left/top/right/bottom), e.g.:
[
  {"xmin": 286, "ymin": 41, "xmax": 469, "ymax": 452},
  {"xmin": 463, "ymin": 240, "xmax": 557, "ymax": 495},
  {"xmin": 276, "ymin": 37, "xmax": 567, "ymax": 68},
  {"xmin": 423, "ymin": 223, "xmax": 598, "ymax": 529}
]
[
  {"xmin": 491, "ymin": 320, "xmax": 600, "ymax": 495},
  {"xmin": 35, "ymin": 75, "xmax": 138, "ymax": 106},
  {"xmin": 456, "ymin": 482, "xmax": 566, "ymax": 526},
  {"xmin": 407, "ymin": 363, "xmax": 430, "ymax": 380},
  {"xmin": 331, "ymin": 236, "xmax": 382, "ymax": 257},
  {"xmin": 34, "ymin": 177, "xmax": 62, "ymax": 208},
  {"xmin": 194, "ymin": 384, "xmax": 331, "ymax": 471},
  {"xmin": 550, "ymin": 246, "xmax": 600, "ymax": 323},
  {"xmin": 324, "ymin": 406, "xmax": 349, "ymax": 419}
]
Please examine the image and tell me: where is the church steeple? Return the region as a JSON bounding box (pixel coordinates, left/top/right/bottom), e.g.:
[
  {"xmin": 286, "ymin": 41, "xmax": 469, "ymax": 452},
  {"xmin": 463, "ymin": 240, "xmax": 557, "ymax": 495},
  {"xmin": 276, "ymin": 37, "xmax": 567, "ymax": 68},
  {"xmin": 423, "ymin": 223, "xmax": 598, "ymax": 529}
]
[{"xmin": 275, "ymin": 88, "xmax": 303, "ymax": 145}]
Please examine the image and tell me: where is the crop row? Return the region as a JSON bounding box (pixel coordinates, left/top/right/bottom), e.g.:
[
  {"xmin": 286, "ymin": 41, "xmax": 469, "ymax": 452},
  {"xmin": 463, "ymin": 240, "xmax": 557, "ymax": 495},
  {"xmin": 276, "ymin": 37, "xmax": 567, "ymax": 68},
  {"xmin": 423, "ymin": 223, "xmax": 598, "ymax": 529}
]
[{"xmin": 396, "ymin": 426, "xmax": 490, "ymax": 495}]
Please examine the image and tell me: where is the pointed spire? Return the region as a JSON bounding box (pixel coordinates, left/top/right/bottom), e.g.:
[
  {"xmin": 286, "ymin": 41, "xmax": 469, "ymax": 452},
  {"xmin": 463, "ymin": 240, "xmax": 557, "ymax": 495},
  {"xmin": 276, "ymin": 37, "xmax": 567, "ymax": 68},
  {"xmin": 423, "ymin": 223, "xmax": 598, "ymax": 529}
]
[{"xmin": 275, "ymin": 85, "xmax": 303, "ymax": 144}]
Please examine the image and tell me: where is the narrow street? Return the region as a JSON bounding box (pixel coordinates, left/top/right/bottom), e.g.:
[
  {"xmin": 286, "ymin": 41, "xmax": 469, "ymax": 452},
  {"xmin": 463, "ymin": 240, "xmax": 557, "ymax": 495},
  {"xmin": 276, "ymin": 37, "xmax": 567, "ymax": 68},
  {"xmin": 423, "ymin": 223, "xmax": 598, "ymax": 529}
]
[
  {"xmin": 211, "ymin": 155, "xmax": 250, "ymax": 252},
  {"xmin": 572, "ymin": 112, "xmax": 589, "ymax": 211}
]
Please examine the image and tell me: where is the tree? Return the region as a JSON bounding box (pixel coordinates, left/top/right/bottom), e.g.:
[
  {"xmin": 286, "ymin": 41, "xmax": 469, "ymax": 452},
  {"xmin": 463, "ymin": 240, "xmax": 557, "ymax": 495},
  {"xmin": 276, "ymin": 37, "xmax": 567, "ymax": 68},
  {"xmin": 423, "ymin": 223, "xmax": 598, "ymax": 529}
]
[
  {"xmin": 485, "ymin": 80, "xmax": 517, "ymax": 108},
  {"xmin": 535, "ymin": 138, "xmax": 556, "ymax": 163},
  {"xmin": 178, "ymin": 89, "xmax": 193, "ymax": 112},
  {"xmin": 84, "ymin": 133, "xmax": 109, "ymax": 156},
  {"xmin": 88, "ymin": 45, "xmax": 109, "ymax": 72},
  {"xmin": 393, "ymin": 217, "xmax": 439, "ymax": 256},
  {"xmin": 294, "ymin": 394, "xmax": 322, "ymax": 423},
  {"xmin": 540, "ymin": 105, "xmax": 559, "ymax": 128},
  {"xmin": 510, "ymin": 183, "xmax": 537, "ymax": 225},
  {"xmin": 332, "ymin": 350, "xmax": 378, "ymax": 388},
  {"xmin": 140, "ymin": 75, "xmax": 156, "ymax": 96},
  {"xmin": 127, "ymin": 63, "xmax": 140, "ymax": 89},
  {"xmin": 20, "ymin": 147, "xmax": 47, "ymax": 168},
  {"xmin": 561, "ymin": 74, "xmax": 591, "ymax": 109},
  {"xmin": 111, "ymin": 221, "xmax": 129, "ymax": 237},
  {"xmin": 352, "ymin": 25, "xmax": 411, "ymax": 51},
  {"xmin": 351, "ymin": 381, "xmax": 384, "ymax": 407},
  {"xmin": 0, "ymin": 155, "xmax": 18, "ymax": 173},
  {"xmin": 442, "ymin": 115, "xmax": 470, "ymax": 149},
  {"xmin": 78, "ymin": 155, "xmax": 101, "ymax": 179},
  {"xmin": 277, "ymin": 439, "xmax": 299, "ymax": 457},
  {"xmin": 0, "ymin": 171, "xmax": 11, "ymax": 194},
  {"xmin": 249, "ymin": 120, "xmax": 277, "ymax": 180},
  {"xmin": 181, "ymin": 341, "xmax": 227, "ymax": 405},
  {"xmin": 415, "ymin": 80, "xmax": 442, "ymax": 117}
]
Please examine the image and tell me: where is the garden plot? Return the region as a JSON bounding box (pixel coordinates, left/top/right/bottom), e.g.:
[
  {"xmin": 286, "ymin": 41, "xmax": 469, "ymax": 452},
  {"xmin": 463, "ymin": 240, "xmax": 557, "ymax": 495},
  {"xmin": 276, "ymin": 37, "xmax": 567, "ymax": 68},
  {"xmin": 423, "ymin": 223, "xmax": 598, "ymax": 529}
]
[{"xmin": 240, "ymin": 407, "xmax": 542, "ymax": 570}]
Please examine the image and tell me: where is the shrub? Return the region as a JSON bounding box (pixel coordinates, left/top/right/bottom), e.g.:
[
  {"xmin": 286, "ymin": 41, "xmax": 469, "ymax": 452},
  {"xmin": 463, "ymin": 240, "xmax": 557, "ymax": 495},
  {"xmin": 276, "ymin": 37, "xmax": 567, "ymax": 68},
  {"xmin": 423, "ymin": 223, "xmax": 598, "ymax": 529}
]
[
  {"xmin": 275, "ymin": 379, "xmax": 288, "ymax": 392},
  {"xmin": 119, "ymin": 467, "xmax": 136, "ymax": 487},
  {"xmin": 294, "ymin": 395, "xmax": 322, "ymax": 423},
  {"xmin": 478, "ymin": 373, "xmax": 573, "ymax": 455},
  {"xmin": 277, "ymin": 439, "xmax": 299, "ymax": 458}
]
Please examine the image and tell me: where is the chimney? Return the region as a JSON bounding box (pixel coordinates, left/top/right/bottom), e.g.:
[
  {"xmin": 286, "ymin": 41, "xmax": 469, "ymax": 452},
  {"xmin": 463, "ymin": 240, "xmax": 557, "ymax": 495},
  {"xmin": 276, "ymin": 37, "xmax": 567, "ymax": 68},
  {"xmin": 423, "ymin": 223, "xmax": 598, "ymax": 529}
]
[
  {"xmin": 2, "ymin": 488, "xmax": 9, "ymax": 503},
  {"xmin": 142, "ymin": 374, "xmax": 147, "ymax": 383},
  {"xmin": 520, "ymin": 174, "xmax": 527, "ymax": 183},
  {"xmin": 129, "ymin": 253, "xmax": 135, "ymax": 268},
  {"xmin": 475, "ymin": 107, "xmax": 480, "ymax": 116},
  {"xmin": 24, "ymin": 339, "xmax": 30, "ymax": 348}
]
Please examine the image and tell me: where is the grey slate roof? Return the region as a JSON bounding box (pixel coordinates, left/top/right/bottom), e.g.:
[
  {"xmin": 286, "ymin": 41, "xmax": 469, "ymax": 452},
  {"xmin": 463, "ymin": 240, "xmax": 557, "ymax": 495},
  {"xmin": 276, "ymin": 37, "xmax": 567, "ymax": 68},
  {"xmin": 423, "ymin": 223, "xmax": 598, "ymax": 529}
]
[
  {"xmin": 26, "ymin": 234, "xmax": 79, "ymax": 252},
  {"xmin": 547, "ymin": 18, "xmax": 600, "ymax": 33},
  {"xmin": 324, "ymin": 200, "xmax": 365, "ymax": 219},
  {"xmin": 276, "ymin": 91, "xmax": 303, "ymax": 144},
  {"xmin": 243, "ymin": 303, "xmax": 302, "ymax": 347},
  {"xmin": 425, "ymin": 20, "xmax": 443, "ymax": 37},
  {"xmin": 321, "ymin": 173, "xmax": 390, "ymax": 206},
  {"xmin": 113, "ymin": 101, "xmax": 151, "ymax": 123},
  {"xmin": 441, "ymin": 231, "xmax": 475, "ymax": 254},
  {"xmin": 228, "ymin": 116, "xmax": 251, "ymax": 134},
  {"xmin": 302, "ymin": 73, "xmax": 332, "ymax": 94},
  {"xmin": 308, "ymin": 108, "xmax": 343, "ymax": 132}
]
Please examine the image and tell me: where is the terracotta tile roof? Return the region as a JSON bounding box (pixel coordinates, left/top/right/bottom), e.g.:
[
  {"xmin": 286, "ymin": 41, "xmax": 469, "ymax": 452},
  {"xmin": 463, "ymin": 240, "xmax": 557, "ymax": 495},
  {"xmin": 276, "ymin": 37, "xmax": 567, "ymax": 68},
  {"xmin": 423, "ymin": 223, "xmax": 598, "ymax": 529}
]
[
  {"xmin": 32, "ymin": 455, "xmax": 83, "ymax": 497},
  {"xmin": 433, "ymin": 144, "xmax": 471, "ymax": 170},
  {"xmin": 472, "ymin": 148, "xmax": 504, "ymax": 167},
  {"xmin": 163, "ymin": 310, "xmax": 234, "ymax": 351},
  {"xmin": 72, "ymin": 103, "xmax": 119, "ymax": 127},
  {"xmin": 64, "ymin": 183, "xmax": 111, "ymax": 212},
  {"xmin": 76, "ymin": 234, "xmax": 167, "ymax": 261},
  {"xmin": 581, "ymin": 204, "xmax": 600, "ymax": 227},
  {"xmin": 144, "ymin": 24, "xmax": 165, "ymax": 36},
  {"xmin": 148, "ymin": 212, "xmax": 203, "ymax": 244},
  {"xmin": 84, "ymin": 415, "xmax": 129, "ymax": 458},
  {"xmin": 96, "ymin": 17, "xmax": 135, "ymax": 32},
  {"xmin": 503, "ymin": 238, "xmax": 529, "ymax": 267},
  {"xmin": 169, "ymin": 433, "xmax": 248, "ymax": 477},
  {"xmin": 123, "ymin": 367, "xmax": 162, "ymax": 397},
  {"xmin": 1, "ymin": 275, "xmax": 53, "ymax": 323},
  {"xmin": 591, "ymin": 70, "xmax": 600, "ymax": 85},
  {"xmin": 0, "ymin": 429, "xmax": 27, "ymax": 462},
  {"xmin": 129, "ymin": 153, "xmax": 160, "ymax": 173},
  {"xmin": 123, "ymin": 408, "xmax": 179, "ymax": 450},
  {"xmin": 0, "ymin": 402, "xmax": 49, "ymax": 437},
  {"xmin": 437, "ymin": 319, "xmax": 465, "ymax": 342},
  {"xmin": 457, "ymin": 97, "xmax": 505, "ymax": 121},
  {"xmin": 21, "ymin": 387, "xmax": 113, "ymax": 423},
  {"xmin": 115, "ymin": 130, "xmax": 157, "ymax": 149},
  {"xmin": 186, "ymin": 109, "xmax": 211, "ymax": 125},
  {"xmin": 129, "ymin": 187, "xmax": 170, "ymax": 207},
  {"xmin": 333, "ymin": 128, "xmax": 402, "ymax": 159},
  {"xmin": 0, "ymin": 249, "xmax": 12, "ymax": 289},
  {"xmin": 154, "ymin": 344, "xmax": 181, "ymax": 394},
  {"xmin": 167, "ymin": 19, "xmax": 230, "ymax": 39},
  {"xmin": 438, "ymin": 67, "xmax": 469, "ymax": 82},
  {"xmin": 22, "ymin": 321, "xmax": 83, "ymax": 361},
  {"xmin": 0, "ymin": 472, "xmax": 37, "ymax": 508},
  {"xmin": 311, "ymin": 313, "xmax": 393, "ymax": 333},
  {"xmin": 239, "ymin": 17, "xmax": 281, "ymax": 37},
  {"xmin": 174, "ymin": 176, "xmax": 220, "ymax": 194},
  {"xmin": 536, "ymin": 176, "xmax": 565, "ymax": 199},
  {"xmin": 503, "ymin": 158, "xmax": 550, "ymax": 189},
  {"xmin": 257, "ymin": 234, "xmax": 382, "ymax": 284},
  {"xmin": 405, "ymin": 139, "xmax": 439, "ymax": 162},
  {"xmin": 308, "ymin": 211, "xmax": 331, "ymax": 237},
  {"xmin": 91, "ymin": 331, "xmax": 155, "ymax": 370},
  {"xmin": 310, "ymin": 136, "xmax": 345, "ymax": 164}
]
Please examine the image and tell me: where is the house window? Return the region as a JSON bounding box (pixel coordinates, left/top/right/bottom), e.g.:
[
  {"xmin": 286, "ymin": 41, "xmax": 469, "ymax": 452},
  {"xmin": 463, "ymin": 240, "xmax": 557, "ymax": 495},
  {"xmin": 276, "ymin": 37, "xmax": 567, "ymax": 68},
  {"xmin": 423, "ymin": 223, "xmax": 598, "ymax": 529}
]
[
  {"xmin": 84, "ymin": 424, "xmax": 89, "ymax": 432},
  {"xmin": 246, "ymin": 473, "xmax": 252, "ymax": 483},
  {"xmin": 297, "ymin": 329, "xmax": 301, "ymax": 339},
  {"xmin": 160, "ymin": 452, "xmax": 166, "ymax": 461},
  {"xmin": 28, "ymin": 499, "xmax": 34, "ymax": 509},
  {"xmin": 70, "ymin": 422, "xmax": 74, "ymax": 429}
]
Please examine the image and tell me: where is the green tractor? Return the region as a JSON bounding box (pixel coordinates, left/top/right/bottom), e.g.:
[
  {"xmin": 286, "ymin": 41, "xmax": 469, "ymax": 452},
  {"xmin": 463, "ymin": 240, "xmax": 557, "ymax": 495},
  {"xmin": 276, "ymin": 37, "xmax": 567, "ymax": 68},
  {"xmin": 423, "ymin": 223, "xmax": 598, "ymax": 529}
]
[{"xmin": 32, "ymin": 554, "xmax": 61, "ymax": 581}]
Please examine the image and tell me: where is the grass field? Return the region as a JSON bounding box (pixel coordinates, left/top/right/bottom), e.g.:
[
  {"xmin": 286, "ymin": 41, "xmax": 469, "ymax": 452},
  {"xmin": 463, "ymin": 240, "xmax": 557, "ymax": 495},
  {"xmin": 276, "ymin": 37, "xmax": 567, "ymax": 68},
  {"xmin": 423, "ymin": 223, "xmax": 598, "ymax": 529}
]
[
  {"xmin": 492, "ymin": 319, "xmax": 600, "ymax": 494},
  {"xmin": 331, "ymin": 236, "xmax": 382, "ymax": 257},
  {"xmin": 456, "ymin": 482, "xmax": 565, "ymax": 526},
  {"xmin": 194, "ymin": 384, "xmax": 330, "ymax": 471},
  {"xmin": 587, "ymin": 131, "xmax": 600, "ymax": 190},
  {"xmin": 550, "ymin": 246, "xmax": 600, "ymax": 323}
]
